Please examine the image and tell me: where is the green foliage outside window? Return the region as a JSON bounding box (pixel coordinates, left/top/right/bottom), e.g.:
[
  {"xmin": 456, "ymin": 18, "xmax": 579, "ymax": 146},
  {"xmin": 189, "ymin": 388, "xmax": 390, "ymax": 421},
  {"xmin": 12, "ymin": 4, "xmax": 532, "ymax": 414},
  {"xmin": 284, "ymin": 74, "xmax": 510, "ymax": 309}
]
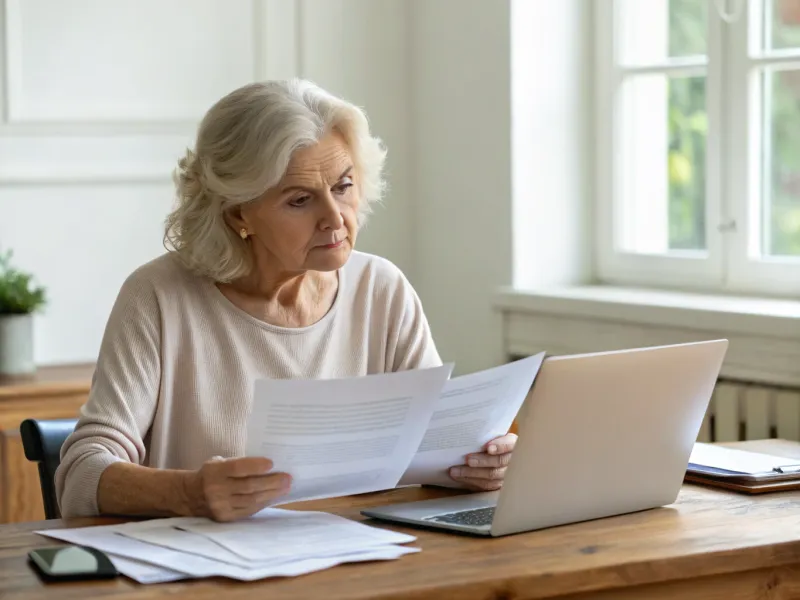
[
  {"xmin": 767, "ymin": 1, "xmax": 800, "ymax": 256},
  {"xmin": 666, "ymin": 0, "xmax": 800, "ymax": 256}
]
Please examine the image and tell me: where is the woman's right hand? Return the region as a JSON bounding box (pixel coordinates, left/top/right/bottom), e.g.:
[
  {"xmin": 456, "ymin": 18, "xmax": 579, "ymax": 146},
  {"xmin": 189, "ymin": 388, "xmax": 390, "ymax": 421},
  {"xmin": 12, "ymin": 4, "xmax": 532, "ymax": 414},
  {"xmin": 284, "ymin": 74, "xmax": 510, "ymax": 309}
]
[{"xmin": 185, "ymin": 456, "xmax": 291, "ymax": 522}]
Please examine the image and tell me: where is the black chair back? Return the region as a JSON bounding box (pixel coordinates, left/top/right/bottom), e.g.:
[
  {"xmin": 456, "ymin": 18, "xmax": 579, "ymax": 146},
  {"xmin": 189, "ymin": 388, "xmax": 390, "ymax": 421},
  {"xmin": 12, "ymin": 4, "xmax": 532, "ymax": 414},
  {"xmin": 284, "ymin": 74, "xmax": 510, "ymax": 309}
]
[{"xmin": 20, "ymin": 418, "xmax": 77, "ymax": 520}]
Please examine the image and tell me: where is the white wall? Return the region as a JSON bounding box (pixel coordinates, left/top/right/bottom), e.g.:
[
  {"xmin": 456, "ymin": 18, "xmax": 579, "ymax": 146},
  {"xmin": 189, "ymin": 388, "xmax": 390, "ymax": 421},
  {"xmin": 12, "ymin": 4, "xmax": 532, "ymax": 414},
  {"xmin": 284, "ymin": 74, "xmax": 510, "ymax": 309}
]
[
  {"xmin": 0, "ymin": 0, "xmax": 413, "ymax": 365},
  {"xmin": 0, "ymin": 0, "xmax": 213, "ymax": 365},
  {"xmin": 409, "ymin": 0, "xmax": 593, "ymax": 374},
  {"xmin": 510, "ymin": 0, "xmax": 593, "ymax": 289},
  {"xmin": 299, "ymin": 0, "xmax": 413, "ymax": 274},
  {"xmin": 1, "ymin": 0, "xmax": 592, "ymax": 371},
  {"xmin": 408, "ymin": 0, "xmax": 514, "ymax": 375}
]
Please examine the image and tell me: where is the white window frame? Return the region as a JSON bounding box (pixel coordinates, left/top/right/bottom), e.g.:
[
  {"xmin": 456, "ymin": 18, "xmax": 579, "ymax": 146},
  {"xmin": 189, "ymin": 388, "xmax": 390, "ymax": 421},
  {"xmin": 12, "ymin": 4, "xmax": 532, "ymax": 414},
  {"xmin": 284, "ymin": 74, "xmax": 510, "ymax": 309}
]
[{"xmin": 595, "ymin": 0, "xmax": 800, "ymax": 297}]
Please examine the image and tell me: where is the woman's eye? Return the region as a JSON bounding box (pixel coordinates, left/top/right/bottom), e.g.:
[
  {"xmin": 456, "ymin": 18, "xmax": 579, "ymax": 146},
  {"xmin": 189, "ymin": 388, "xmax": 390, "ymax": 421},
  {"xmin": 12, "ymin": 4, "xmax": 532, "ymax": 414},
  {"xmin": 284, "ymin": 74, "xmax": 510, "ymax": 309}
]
[
  {"xmin": 334, "ymin": 183, "xmax": 354, "ymax": 195},
  {"xmin": 289, "ymin": 196, "xmax": 311, "ymax": 207}
]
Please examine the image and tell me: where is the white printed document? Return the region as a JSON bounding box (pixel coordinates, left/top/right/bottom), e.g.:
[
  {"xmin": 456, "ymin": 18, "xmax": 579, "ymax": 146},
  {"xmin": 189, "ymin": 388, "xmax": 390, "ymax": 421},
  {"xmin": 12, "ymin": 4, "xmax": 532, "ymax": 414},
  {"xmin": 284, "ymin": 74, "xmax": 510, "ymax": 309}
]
[
  {"xmin": 37, "ymin": 508, "xmax": 419, "ymax": 583},
  {"xmin": 400, "ymin": 353, "xmax": 545, "ymax": 487},
  {"xmin": 246, "ymin": 365, "xmax": 453, "ymax": 504},
  {"xmin": 116, "ymin": 516, "xmax": 409, "ymax": 569},
  {"xmin": 175, "ymin": 508, "xmax": 416, "ymax": 561},
  {"xmin": 115, "ymin": 519, "xmax": 269, "ymax": 568},
  {"xmin": 689, "ymin": 442, "xmax": 799, "ymax": 474}
]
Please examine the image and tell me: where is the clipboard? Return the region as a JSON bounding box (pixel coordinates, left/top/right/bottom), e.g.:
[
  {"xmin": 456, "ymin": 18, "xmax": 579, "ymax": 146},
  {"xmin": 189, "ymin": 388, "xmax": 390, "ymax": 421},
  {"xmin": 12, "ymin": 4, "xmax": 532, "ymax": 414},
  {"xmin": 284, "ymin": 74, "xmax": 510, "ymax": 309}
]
[
  {"xmin": 684, "ymin": 443, "xmax": 800, "ymax": 494},
  {"xmin": 684, "ymin": 473, "xmax": 800, "ymax": 494}
]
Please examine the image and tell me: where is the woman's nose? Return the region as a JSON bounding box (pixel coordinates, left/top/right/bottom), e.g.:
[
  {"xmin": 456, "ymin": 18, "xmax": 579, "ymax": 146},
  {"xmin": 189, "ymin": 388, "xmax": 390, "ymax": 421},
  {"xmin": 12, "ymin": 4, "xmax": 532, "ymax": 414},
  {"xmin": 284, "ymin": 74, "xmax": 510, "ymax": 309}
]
[{"xmin": 319, "ymin": 194, "xmax": 345, "ymax": 231}]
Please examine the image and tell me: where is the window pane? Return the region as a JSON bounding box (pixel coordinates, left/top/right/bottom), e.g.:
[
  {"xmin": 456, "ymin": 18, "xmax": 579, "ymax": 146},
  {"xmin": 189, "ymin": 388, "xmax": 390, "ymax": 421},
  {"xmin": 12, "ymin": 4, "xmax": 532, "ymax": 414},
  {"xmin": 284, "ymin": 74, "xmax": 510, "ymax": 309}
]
[
  {"xmin": 619, "ymin": 0, "xmax": 708, "ymax": 64},
  {"xmin": 619, "ymin": 74, "xmax": 707, "ymax": 253},
  {"xmin": 764, "ymin": 0, "xmax": 800, "ymax": 51},
  {"xmin": 762, "ymin": 68, "xmax": 800, "ymax": 257}
]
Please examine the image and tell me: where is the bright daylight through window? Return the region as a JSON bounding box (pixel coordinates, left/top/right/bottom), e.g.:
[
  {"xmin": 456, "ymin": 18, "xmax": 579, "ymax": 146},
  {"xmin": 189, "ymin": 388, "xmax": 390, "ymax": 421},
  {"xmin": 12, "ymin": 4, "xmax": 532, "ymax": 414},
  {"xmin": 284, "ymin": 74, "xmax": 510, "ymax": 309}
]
[{"xmin": 596, "ymin": 0, "xmax": 800, "ymax": 295}]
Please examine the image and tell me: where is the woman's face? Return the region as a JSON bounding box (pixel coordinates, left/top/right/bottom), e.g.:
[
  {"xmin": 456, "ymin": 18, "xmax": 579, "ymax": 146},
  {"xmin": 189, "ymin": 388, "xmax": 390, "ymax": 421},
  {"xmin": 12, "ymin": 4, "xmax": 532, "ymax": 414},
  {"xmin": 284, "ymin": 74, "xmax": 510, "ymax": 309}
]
[{"xmin": 235, "ymin": 130, "xmax": 360, "ymax": 274}]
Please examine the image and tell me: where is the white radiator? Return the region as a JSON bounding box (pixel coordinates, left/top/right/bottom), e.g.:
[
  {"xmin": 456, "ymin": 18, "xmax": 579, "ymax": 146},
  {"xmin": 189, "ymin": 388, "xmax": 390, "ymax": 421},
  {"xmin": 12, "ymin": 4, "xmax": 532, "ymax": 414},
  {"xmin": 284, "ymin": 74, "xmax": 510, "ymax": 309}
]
[{"xmin": 697, "ymin": 379, "xmax": 800, "ymax": 442}]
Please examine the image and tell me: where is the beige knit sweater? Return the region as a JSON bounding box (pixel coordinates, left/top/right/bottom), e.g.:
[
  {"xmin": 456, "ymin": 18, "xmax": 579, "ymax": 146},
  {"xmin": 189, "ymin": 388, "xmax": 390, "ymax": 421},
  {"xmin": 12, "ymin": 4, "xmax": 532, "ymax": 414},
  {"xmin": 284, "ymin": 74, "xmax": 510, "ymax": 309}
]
[{"xmin": 55, "ymin": 251, "xmax": 442, "ymax": 517}]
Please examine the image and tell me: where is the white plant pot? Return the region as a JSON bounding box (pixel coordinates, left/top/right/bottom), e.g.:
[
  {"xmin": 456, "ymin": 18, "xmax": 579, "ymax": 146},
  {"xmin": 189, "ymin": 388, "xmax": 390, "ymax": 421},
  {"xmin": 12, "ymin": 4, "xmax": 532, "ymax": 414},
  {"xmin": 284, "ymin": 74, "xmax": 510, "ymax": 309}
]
[{"xmin": 0, "ymin": 313, "xmax": 35, "ymax": 376}]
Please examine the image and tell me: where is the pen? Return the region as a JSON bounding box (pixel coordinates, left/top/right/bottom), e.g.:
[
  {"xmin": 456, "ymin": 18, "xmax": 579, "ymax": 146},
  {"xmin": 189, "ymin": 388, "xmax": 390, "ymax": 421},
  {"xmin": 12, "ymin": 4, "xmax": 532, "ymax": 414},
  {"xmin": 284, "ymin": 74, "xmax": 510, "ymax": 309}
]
[{"xmin": 772, "ymin": 465, "xmax": 800, "ymax": 474}]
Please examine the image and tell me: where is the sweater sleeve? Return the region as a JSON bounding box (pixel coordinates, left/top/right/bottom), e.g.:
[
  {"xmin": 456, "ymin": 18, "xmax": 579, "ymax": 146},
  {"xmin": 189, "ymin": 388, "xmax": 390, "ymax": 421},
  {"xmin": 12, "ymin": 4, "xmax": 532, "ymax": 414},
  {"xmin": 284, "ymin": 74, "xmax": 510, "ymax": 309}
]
[
  {"xmin": 55, "ymin": 271, "xmax": 162, "ymax": 517},
  {"xmin": 389, "ymin": 272, "xmax": 443, "ymax": 372}
]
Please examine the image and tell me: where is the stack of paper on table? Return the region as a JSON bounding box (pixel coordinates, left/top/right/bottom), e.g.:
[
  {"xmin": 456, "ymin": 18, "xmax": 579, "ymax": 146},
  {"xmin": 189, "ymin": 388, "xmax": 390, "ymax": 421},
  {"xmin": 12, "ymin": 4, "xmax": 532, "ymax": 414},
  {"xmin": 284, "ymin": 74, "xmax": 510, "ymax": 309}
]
[
  {"xmin": 37, "ymin": 508, "xmax": 418, "ymax": 584},
  {"xmin": 246, "ymin": 352, "xmax": 546, "ymax": 503},
  {"xmin": 686, "ymin": 442, "xmax": 800, "ymax": 493}
]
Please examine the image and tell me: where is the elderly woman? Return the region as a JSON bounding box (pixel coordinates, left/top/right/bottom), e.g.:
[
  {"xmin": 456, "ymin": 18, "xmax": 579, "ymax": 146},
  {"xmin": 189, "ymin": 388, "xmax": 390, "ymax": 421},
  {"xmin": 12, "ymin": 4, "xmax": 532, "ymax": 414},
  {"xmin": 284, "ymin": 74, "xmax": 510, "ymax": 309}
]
[{"xmin": 55, "ymin": 79, "xmax": 517, "ymax": 520}]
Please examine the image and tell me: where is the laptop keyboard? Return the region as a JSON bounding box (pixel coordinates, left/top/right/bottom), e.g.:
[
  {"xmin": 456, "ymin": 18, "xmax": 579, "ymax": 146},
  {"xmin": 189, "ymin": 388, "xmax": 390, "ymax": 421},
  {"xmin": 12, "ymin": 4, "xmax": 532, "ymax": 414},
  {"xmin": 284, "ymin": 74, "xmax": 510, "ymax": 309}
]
[{"xmin": 426, "ymin": 507, "xmax": 495, "ymax": 527}]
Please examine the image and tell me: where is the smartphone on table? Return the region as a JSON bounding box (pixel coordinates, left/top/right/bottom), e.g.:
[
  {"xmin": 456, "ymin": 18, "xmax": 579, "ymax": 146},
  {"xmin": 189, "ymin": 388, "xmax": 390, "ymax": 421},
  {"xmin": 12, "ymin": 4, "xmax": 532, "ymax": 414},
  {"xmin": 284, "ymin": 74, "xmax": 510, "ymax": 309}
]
[{"xmin": 28, "ymin": 546, "xmax": 119, "ymax": 582}]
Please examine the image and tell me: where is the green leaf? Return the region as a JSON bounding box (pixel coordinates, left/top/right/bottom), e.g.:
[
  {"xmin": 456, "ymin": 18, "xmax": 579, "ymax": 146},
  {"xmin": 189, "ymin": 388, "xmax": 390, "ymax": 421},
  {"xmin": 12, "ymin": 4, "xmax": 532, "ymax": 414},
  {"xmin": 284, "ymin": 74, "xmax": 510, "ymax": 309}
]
[
  {"xmin": 688, "ymin": 112, "xmax": 708, "ymax": 134},
  {"xmin": 0, "ymin": 248, "xmax": 47, "ymax": 315}
]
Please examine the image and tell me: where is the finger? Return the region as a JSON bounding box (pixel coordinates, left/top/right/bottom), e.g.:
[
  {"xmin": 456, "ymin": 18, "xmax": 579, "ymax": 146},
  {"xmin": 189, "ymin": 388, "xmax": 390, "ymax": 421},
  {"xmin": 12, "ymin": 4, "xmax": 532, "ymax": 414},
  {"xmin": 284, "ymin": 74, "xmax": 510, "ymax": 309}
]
[
  {"xmin": 449, "ymin": 466, "xmax": 507, "ymax": 481},
  {"xmin": 226, "ymin": 472, "xmax": 291, "ymax": 495},
  {"xmin": 465, "ymin": 452, "xmax": 512, "ymax": 469},
  {"xmin": 222, "ymin": 457, "xmax": 274, "ymax": 478},
  {"xmin": 208, "ymin": 503, "xmax": 262, "ymax": 523},
  {"xmin": 206, "ymin": 477, "xmax": 292, "ymax": 521},
  {"xmin": 220, "ymin": 503, "xmax": 275, "ymax": 522},
  {"xmin": 229, "ymin": 485, "xmax": 291, "ymax": 510},
  {"xmin": 451, "ymin": 476, "xmax": 503, "ymax": 492},
  {"xmin": 484, "ymin": 433, "xmax": 517, "ymax": 455}
]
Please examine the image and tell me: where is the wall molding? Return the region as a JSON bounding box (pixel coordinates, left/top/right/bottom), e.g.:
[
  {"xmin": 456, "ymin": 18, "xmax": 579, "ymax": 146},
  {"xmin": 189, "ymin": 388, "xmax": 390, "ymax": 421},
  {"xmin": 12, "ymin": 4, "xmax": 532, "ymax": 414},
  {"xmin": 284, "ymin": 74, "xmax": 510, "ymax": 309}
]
[
  {"xmin": 0, "ymin": 0, "xmax": 302, "ymax": 185},
  {"xmin": 0, "ymin": 0, "xmax": 300, "ymax": 128},
  {"xmin": 258, "ymin": 0, "xmax": 301, "ymax": 80},
  {"xmin": 3, "ymin": 0, "xmax": 246, "ymax": 125},
  {"xmin": 0, "ymin": 172, "xmax": 173, "ymax": 186},
  {"xmin": 3, "ymin": 0, "xmax": 21, "ymax": 123},
  {"xmin": 0, "ymin": 121, "xmax": 198, "ymax": 137},
  {"xmin": 0, "ymin": 0, "xmax": 7, "ymax": 123}
]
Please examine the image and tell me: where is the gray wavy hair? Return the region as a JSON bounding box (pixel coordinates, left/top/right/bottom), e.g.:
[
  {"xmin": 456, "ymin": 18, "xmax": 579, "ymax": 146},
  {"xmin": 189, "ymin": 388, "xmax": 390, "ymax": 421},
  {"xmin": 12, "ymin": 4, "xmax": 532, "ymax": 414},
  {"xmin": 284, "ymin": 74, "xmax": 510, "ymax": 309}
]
[{"xmin": 164, "ymin": 78, "xmax": 387, "ymax": 282}]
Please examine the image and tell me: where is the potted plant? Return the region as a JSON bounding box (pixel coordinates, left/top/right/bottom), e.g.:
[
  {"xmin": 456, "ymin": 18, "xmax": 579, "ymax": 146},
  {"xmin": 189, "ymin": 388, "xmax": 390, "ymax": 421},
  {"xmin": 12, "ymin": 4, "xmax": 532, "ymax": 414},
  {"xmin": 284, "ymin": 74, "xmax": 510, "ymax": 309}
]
[{"xmin": 0, "ymin": 249, "xmax": 46, "ymax": 376}]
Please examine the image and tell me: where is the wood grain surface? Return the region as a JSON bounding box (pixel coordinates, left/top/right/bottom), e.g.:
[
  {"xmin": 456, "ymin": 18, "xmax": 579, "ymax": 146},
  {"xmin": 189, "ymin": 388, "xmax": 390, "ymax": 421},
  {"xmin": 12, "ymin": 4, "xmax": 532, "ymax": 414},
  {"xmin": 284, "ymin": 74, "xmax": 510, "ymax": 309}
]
[
  {"xmin": 1, "ymin": 440, "xmax": 800, "ymax": 599},
  {"xmin": 0, "ymin": 363, "xmax": 94, "ymax": 400},
  {"xmin": 0, "ymin": 364, "xmax": 93, "ymax": 523}
]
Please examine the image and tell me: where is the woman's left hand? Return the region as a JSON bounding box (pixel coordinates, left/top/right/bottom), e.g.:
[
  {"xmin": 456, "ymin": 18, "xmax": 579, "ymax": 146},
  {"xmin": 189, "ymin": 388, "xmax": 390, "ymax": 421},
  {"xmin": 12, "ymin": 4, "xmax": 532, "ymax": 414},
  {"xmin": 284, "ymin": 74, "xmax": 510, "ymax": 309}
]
[{"xmin": 448, "ymin": 433, "xmax": 517, "ymax": 491}]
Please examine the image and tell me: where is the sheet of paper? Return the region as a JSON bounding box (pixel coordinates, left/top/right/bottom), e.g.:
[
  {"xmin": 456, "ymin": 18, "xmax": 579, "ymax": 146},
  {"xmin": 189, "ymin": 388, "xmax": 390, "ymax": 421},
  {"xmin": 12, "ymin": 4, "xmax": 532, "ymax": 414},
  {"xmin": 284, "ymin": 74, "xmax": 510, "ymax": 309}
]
[
  {"xmin": 39, "ymin": 526, "xmax": 248, "ymax": 579},
  {"xmin": 400, "ymin": 352, "xmax": 546, "ymax": 487},
  {"xmin": 176, "ymin": 508, "xmax": 416, "ymax": 561},
  {"xmin": 246, "ymin": 364, "xmax": 452, "ymax": 504},
  {"xmin": 116, "ymin": 513, "xmax": 408, "ymax": 568},
  {"xmin": 38, "ymin": 522, "xmax": 417, "ymax": 582},
  {"xmin": 689, "ymin": 442, "xmax": 798, "ymax": 474},
  {"xmin": 115, "ymin": 521, "xmax": 262, "ymax": 568},
  {"xmin": 106, "ymin": 554, "xmax": 187, "ymax": 584},
  {"xmin": 48, "ymin": 525, "xmax": 415, "ymax": 582}
]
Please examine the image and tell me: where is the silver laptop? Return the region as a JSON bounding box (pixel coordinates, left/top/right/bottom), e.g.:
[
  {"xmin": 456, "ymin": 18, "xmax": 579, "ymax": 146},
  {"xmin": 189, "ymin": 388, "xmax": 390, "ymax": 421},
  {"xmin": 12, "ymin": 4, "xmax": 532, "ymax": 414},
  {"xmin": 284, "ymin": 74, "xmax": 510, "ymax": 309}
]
[{"xmin": 362, "ymin": 339, "xmax": 728, "ymax": 537}]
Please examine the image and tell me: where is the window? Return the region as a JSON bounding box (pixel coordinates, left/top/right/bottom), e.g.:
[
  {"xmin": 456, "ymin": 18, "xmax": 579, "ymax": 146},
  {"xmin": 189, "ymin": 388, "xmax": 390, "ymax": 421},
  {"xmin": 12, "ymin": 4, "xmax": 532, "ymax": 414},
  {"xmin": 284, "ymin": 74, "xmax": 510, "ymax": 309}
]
[{"xmin": 596, "ymin": 0, "xmax": 800, "ymax": 296}]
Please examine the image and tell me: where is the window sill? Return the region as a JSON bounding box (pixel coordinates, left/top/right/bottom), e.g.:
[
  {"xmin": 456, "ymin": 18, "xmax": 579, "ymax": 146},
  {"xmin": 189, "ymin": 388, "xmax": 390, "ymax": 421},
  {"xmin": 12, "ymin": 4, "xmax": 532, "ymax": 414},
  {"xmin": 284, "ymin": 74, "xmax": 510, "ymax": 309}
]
[{"xmin": 492, "ymin": 285, "xmax": 800, "ymax": 388}]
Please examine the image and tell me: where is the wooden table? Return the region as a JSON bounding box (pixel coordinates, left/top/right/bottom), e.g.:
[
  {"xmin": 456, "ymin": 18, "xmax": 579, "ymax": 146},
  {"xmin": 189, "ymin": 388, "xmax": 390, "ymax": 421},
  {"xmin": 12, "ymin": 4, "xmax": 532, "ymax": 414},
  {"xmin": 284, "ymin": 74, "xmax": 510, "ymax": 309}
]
[{"xmin": 3, "ymin": 439, "xmax": 800, "ymax": 599}]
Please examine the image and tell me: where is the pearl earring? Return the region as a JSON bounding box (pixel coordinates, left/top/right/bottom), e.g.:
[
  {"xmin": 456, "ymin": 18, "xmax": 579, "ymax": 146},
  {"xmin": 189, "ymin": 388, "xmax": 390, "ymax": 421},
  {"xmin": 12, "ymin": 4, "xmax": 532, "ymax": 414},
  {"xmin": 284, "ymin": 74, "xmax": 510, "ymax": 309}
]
[{"xmin": 239, "ymin": 228, "xmax": 249, "ymax": 240}]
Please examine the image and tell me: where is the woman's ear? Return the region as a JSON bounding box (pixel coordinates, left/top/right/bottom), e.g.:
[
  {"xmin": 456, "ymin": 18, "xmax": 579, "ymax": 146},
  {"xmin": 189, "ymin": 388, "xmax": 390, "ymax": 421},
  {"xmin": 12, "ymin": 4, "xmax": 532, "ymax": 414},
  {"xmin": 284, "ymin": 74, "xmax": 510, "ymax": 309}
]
[{"xmin": 223, "ymin": 204, "xmax": 246, "ymax": 232}]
